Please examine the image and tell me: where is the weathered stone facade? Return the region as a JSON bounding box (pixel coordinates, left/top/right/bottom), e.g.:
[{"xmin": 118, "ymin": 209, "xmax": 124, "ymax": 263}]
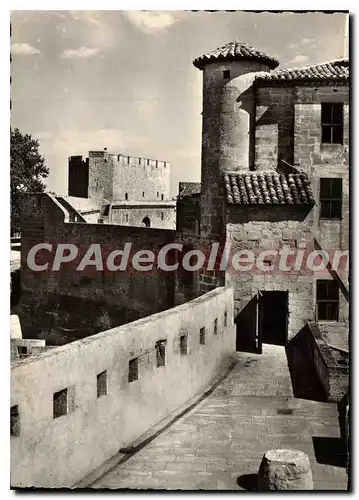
[{"xmin": 68, "ymin": 149, "xmax": 176, "ymax": 229}]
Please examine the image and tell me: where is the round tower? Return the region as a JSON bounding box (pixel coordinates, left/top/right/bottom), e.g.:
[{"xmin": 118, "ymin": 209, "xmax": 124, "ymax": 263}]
[{"xmin": 193, "ymin": 41, "xmax": 279, "ymax": 237}]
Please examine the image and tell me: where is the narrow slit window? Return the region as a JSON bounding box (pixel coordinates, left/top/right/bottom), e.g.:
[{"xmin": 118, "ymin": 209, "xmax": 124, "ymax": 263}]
[
  {"xmin": 125, "ymin": 214, "xmax": 129, "ymax": 223},
  {"xmin": 180, "ymin": 334, "xmax": 187, "ymax": 355},
  {"xmin": 11, "ymin": 405, "xmax": 20, "ymax": 437},
  {"xmin": 224, "ymin": 310, "xmax": 228, "ymax": 327},
  {"xmin": 129, "ymin": 358, "xmax": 138, "ymax": 382},
  {"xmin": 214, "ymin": 318, "xmax": 218, "ymax": 335},
  {"xmin": 53, "ymin": 388, "xmax": 68, "ymax": 418},
  {"xmin": 142, "ymin": 191, "xmax": 145, "ymax": 197},
  {"xmin": 125, "ymin": 193, "xmax": 128, "ymax": 201},
  {"xmin": 200, "ymin": 327, "xmax": 206, "ymax": 345},
  {"xmin": 161, "ymin": 194, "xmax": 164, "ymax": 201},
  {"xmin": 161, "ymin": 213, "xmax": 164, "ymax": 220},
  {"xmin": 156, "ymin": 340, "xmax": 167, "ymax": 367},
  {"xmin": 97, "ymin": 370, "xmax": 107, "ymax": 397}
]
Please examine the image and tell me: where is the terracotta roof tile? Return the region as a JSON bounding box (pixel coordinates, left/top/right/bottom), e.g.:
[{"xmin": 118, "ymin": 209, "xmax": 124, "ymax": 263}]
[
  {"xmin": 193, "ymin": 41, "xmax": 279, "ymax": 70},
  {"xmin": 256, "ymin": 59, "xmax": 349, "ymax": 83},
  {"xmin": 224, "ymin": 172, "xmax": 315, "ymax": 205}
]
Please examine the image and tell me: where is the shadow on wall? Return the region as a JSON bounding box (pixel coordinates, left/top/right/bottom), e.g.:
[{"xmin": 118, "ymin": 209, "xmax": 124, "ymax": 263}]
[{"xmin": 285, "ymin": 328, "xmax": 327, "ymax": 402}]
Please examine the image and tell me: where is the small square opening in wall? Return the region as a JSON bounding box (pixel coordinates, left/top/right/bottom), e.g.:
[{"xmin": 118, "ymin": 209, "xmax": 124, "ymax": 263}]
[
  {"xmin": 129, "ymin": 358, "xmax": 138, "ymax": 382},
  {"xmin": 223, "ymin": 69, "xmax": 230, "ymax": 79},
  {"xmin": 200, "ymin": 327, "xmax": 206, "ymax": 345},
  {"xmin": 97, "ymin": 370, "xmax": 107, "ymax": 397},
  {"xmin": 156, "ymin": 340, "xmax": 167, "ymax": 367},
  {"xmin": 214, "ymin": 318, "xmax": 218, "ymax": 335},
  {"xmin": 180, "ymin": 335, "xmax": 188, "ymax": 355},
  {"xmin": 224, "ymin": 310, "xmax": 228, "ymax": 327},
  {"xmin": 53, "ymin": 388, "xmax": 68, "ymax": 418},
  {"xmin": 11, "ymin": 405, "xmax": 20, "ymax": 437}
]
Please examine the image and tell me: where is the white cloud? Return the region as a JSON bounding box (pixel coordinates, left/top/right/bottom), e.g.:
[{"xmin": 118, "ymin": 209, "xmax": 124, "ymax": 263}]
[
  {"xmin": 288, "ymin": 54, "xmax": 309, "ymax": 66},
  {"xmin": 11, "ymin": 43, "xmax": 41, "ymax": 56},
  {"xmin": 288, "ymin": 38, "xmax": 317, "ymax": 50},
  {"xmin": 61, "ymin": 46, "xmax": 100, "ymax": 59},
  {"xmin": 125, "ymin": 11, "xmax": 177, "ymax": 33}
]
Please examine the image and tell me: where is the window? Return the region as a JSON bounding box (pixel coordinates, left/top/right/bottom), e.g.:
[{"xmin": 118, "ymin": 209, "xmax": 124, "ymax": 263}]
[
  {"xmin": 157, "ymin": 192, "xmax": 159, "ymax": 197},
  {"xmin": 214, "ymin": 318, "xmax": 218, "ymax": 335},
  {"xmin": 11, "ymin": 405, "xmax": 20, "ymax": 436},
  {"xmin": 180, "ymin": 335, "xmax": 188, "ymax": 355},
  {"xmin": 316, "ymin": 280, "xmax": 339, "ymax": 321},
  {"xmin": 224, "ymin": 310, "xmax": 228, "ymax": 327},
  {"xmin": 129, "ymin": 358, "xmax": 138, "ymax": 382},
  {"xmin": 320, "ymin": 178, "xmax": 342, "ymax": 219},
  {"xmin": 200, "ymin": 327, "xmax": 206, "ymax": 345},
  {"xmin": 156, "ymin": 340, "xmax": 167, "ymax": 367},
  {"xmin": 53, "ymin": 388, "xmax": 68, "ymax": 418},
  {"xmin": 223, "ymin": 69, "xmax": 230, "ymax": 79},
  {"xmin": 161, "ymin": 213, "xmax": 164, "ymax": 221},
  {"xmin": 125, "ymin": 214, "xmax": 129, "ymax": 223},
  {"xmin": 139, "ymin": 158, "xmax": 141, "ymax": 165},
  {"xmin": 142, "ymin": 192, "xmax": 145, "ymax": 197},
  {"xmin": 97, "ymin": 370, "xmax": 107, "ymax": 397},
  {"xmin": 161, "ymin": 194, "xmax": 164, "ymax": 201},
  {"xmin": 125, "ymin": 193, "xmax": 128, "ymax": 201},
  {"xmin": 321, "ymin": 103, "xmax": 343, "ymax": 144},
  {"xmin": 147, "ymin": 159, "xmax": 150, "ymax": 166},
  {"xmin": 17, "ymin": 346, "xmax": 27, "ymax": 358}
]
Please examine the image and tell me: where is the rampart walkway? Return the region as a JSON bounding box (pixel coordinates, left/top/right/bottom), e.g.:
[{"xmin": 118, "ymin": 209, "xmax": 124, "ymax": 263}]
[{"xmin": 85, "ymin": 345, "xmax": 347, "ymax": 490}]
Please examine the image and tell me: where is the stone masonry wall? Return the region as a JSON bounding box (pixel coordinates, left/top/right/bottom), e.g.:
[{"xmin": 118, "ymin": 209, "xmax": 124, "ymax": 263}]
[
  {"xmin": 226, "ymin": 205, "xmax": 315, "ymax": 340},
  {"xmin": 110, "ymin": 204, "xmax": 176, "ymax": 230},
  {"xmin": 11, "ymin": 287, "xmax": 236, "ymax": 488},
  {"xmin": 20, "ymin": 194, "xmax": 177, "ymax": 344},
  {"xmin": 254, "ymin": 86, "xmax": 295, "ymax": 170}
]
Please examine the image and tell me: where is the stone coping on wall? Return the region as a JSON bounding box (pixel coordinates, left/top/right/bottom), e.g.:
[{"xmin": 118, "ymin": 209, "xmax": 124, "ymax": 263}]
[{"xmin": 11, "ymin": 286, "xmax": 231, "ymax": 369}]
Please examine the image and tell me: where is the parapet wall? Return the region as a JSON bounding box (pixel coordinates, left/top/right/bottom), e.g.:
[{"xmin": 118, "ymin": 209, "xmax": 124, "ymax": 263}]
[{"xmin": 11, "ymin": 287, "xmax": 236, "ymax": 488}]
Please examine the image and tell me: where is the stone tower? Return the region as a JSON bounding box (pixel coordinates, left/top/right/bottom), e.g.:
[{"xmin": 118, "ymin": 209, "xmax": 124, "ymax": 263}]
[{"xmin": 193, "ymin": 41, "xmax": 279, "ymax": 237}]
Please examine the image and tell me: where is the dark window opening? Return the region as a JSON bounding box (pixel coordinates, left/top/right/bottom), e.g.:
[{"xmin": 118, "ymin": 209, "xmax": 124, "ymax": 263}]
[
  {"xmin": 125, "ymin": 214, "xmax": 129, "ymax": 223},
  {"xmin": 161, "ymin": 194, "xmax": 164, "ymax": 201},
  {"xmin": 320, "ymin": 178, "xmax": 342, "ymax": 219},
  {"xmin": 147, "ymin": 159, "xmax": 150, "ymax": 166},
  {"xmin": 161, "ymin": 212, "xmax": 164, "ymax": 220},
  {"xmin": 97, "ymin": 370, "xmax": 107, "ymax": 397},
  {"xmin": 223, "ymin": 69, "xmax": 230, "ymax": 79},
  {"xmin": 214, "ymin": 318, "xmax": 218, "ymax": 335},
  {"xmin": 142, "ymin": 216, "xmax": 150, "ymax": 227},
  {"xmin": 157, "ymin": 192, "xmax": 159, "ymax": 197},
  {"xmin": 139, "ymin": 158, "xmax": 141, "ymax": 165},
  {"xmin": 17, "ymin": 346, "xmax": 27, "ymax": 358},
  {"xmin": 200, "ymin": 327, "xmax": 206, "ymax": 345},
  {"xmin": 224, "ymin": 310, "xmax": 228, "ymax": 327},
  {"xmin": 180, "ymin": 335, "xmax": 187, "ymax": 355},
  {"xmin": 53, "ymin": 388, "xmax": 68, "ymax": 418},
  {"xmin": 142, "ymin": 191, "xmax": 145, "ymax": 197},
  {"xmin": 125, "ymin": 193, "xmax": 128, "ymax": 201},
  {"xmin": 316, "ymin": 279, "xmax": 339, "ymax": 321},
  {"xmin": 11, "ymin": 405, "xmax": 20, "ymax": 437},
  {"xmin": 129, "ymin": 358, "xmax": 138, "ymax": 382},
  {"xmin": 156, "ymin": 340, "xmax": 167, "ymax": 367},
  {"xmin": 321, "ymin": 103, "xmax": 343, "ymax": 144}
]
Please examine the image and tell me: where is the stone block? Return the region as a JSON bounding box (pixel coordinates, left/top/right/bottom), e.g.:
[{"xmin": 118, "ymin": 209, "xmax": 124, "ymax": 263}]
[
  {"xmin": 247, "ymin": 231, "xmax": 261, "ymax": 241},
  {"xmin": 258, "ymin": 449, "xmax": 313, "ymax": 490}
]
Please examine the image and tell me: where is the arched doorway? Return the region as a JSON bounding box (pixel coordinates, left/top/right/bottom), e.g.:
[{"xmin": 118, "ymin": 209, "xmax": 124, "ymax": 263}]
[{"xmin": 142, "ymin": 217, "xmax": 151, "ymax": 227}]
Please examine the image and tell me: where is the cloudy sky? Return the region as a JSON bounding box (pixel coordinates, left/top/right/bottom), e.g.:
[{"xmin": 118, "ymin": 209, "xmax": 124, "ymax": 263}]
[{"xmin": 11, "ymin": 10, "xmax": 348, "ymax": 196}]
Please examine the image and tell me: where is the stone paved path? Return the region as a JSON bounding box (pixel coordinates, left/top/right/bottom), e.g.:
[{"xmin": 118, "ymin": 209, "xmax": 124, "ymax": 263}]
[{"xmin": 89, "ymin": 345, "xmax": 347, "ymax": 490}]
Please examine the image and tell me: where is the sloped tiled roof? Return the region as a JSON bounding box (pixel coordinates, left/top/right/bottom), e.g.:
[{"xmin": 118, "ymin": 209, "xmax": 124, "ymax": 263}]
[
  {"xmin": 256, "ymin": 58, "xmax": 349, "ymax": 83},
  {"xmin": 224, "ymin": 172, "xmax": 315, "ymax": 205},
  {"xmin": 193, "ymin": 41, "xmax": 279, "ymax": 70}
]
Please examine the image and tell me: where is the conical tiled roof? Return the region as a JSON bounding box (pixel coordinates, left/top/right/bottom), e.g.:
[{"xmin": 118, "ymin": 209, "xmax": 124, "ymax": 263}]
[
  {"xmin": 256, "ymin": 58, "xmax": 349, "ymax": 82},
  {"xmin": 193, "ymin": 41, "xmax": 279, "ymax": 70}
]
